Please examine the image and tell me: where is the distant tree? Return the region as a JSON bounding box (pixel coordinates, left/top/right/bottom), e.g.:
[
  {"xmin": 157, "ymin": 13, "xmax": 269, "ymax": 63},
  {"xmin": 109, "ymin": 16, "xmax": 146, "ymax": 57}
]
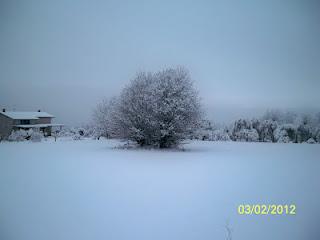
[
  {"xmin": 262, "ymin": 110, "xmax": 283, "ymax": 122},
  {"xmin": 256, "ymin": 120, "xmax": 277, "ymax": 142},
  {"xmin": 295, "ymin": 114, "xmax": 313, "ymax": 143},
  {"xmin": 274, "ymin": 124, "xmax": 296, "ymax": 143},
  {"xmin": 314, "ymin": 128, "xmax": 320, "ymax": 143},
  {"xmin": 231, "ymin": 119, "xmax": 259, "ymax": 142},
  {"xmin": 282, "ymin": 111, "xmax": 298, "ymax": 124},
  {"xmin": 274, "ymin": 129, "xmax": 290, "ymax": 143},
  {"xmin": 315, "ymin": 112, "xmax": 320, "ymax": 125},
  {"xmin": 262, "ymin": 110, "xmax": 297, "ymax": 124}
]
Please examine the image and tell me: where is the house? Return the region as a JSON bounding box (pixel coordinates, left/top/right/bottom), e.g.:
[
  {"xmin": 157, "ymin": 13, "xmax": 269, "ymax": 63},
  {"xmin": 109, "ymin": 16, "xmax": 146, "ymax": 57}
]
[{"xmin": 0, "ymin": 109, "xmax": 63, "ymax": 139}]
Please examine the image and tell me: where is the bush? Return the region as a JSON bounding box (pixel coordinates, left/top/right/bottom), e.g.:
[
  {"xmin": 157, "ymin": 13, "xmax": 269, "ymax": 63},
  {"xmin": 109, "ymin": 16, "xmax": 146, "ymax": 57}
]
[
  {"xmin": 29, "ymin": 130, "xmax": 43, "ymax": 142},
  {"xmin": 56, "ymin": 127, "xmax": 87, "ymax": 139},
  {"xmin": 73, "ymin": 134, "xmax": 83, "ymax": 140},
  {"xmin": 96, "ymin": 67, "xmax": 202, "ymax": 148},
  {"xmin": 210, "ymin": 129, "xmax": 230, "ymax": 141},
  {"xmin": 7, "ymin": 129, "xmax": 43, "ymax": 142},
  {"xmin": 192, "ymin": 129, "xmax": 210, "ymax": 140},
  {"xmin": 8, "ymin": 130, "xmax": 28, "ymax": 141}
]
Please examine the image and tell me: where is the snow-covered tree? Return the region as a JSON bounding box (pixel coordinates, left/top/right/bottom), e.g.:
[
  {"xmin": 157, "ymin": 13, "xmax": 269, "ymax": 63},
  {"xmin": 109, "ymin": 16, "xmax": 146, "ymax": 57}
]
[
  {"xmin": 92, "ymin": 97, "xmax": 119, "ymax": 139},
  {"xmin": 231, "ymin": 119, "xmax": 259, "ymax": 142},
  {"xmin": 114, "ymin": 67, "xmax": 202, "ymax": 148},
  {"xmin": 314, "ymin": 127, "xmax": 320, "ymax": 143},
  {"xmin": 294, "ymin": 114, "xmax": 313, "ymax": 143},
  {"xmin": 296, "ymin": 124, "xmax": 312, "ymax": 143},
  {"xmin": 274, "ymin": 124, "xmax": 297, "ymax": 143},
  {"xmin": 256, "ymin": 120, "xmax": 277, "ymax": 142},
  {"xmin": 274, "ymin": 129, "xmax": 290, "ymax": 143}
]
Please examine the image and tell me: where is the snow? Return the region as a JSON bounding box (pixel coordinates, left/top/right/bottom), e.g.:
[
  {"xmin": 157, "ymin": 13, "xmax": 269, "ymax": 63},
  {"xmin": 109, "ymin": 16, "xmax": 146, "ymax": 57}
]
[
  {"xmin": 0, "ymin": 139, "xmax": 319, "ymax": 240},
  {"xmin": 1, "ymin": 111, "xmax": 54, "ymax": 119},
  {"xmin": 13, "ymin": 123, "xmax": 64, "ymax": 128}
]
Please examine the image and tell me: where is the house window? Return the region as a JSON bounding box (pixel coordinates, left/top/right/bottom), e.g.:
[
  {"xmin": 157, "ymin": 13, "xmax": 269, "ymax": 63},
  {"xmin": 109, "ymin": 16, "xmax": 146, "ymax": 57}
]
[{"xmin": 20, "ymin": 119, "xmax": 30, "ymax": 125}]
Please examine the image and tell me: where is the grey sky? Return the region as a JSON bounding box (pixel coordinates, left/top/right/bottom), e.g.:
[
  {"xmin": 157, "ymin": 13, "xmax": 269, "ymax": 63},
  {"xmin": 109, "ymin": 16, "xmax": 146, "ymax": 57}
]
[{"xmin": 1, "ymin": 0, "xmax": 319, "ymax": 125}]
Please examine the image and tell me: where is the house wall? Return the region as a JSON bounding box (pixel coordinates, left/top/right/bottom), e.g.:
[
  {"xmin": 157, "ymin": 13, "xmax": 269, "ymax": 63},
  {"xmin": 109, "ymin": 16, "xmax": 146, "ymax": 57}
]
[
  {"xmin": 13, "ymin": 119, "xmax": 38, "ymax": 125},
  {"xmin": 0, "ymin": 114, "xmax": 14, "ymax": 139},
  {"xmin": 37, "ymin": 117, "xmax": 52, "ymax": 124}
]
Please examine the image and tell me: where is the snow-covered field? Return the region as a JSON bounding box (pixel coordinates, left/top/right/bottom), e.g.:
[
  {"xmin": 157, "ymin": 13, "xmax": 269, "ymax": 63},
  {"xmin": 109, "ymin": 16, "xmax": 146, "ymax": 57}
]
[{"xmin": 0, "ymin": 139, "xmax": 319, "ymax": 240}]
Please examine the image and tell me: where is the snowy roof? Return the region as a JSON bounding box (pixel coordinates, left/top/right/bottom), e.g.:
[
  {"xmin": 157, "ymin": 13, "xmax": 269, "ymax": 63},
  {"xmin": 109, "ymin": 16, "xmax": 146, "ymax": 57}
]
[
  {"xmin": 0, "ymin": 111, "xmax": 54, "ymax": 119},
  {"xmin": 14, "ymin": 123, "xmax": 63, "ymax": 128}
]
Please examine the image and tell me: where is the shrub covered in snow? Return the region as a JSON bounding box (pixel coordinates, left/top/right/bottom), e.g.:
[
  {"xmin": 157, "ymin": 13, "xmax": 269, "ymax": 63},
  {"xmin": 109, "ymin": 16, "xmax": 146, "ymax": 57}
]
[
  {"xmin": 81, "ymin": 124, "xmax": 96, "ymax": 138},
  {"xmin": 8, "ymin": 130, "xmax": 28, "ymax": 141},
  {"xmin": 210, "ymin": 129, "xmax": 230, "ymax": 141},
  {"xmin": 188, "ymin": 120, "xmax": 215, "ymax": 140},
  {"xmin": 7, "ymin": 129, "xmax": 43, "ymax": 142},
  {"xmin": 191, "ymin": 129, "xmax": 210, "ymax": 140},
  {"xmin": 73, "ymin": 133, "xmax": 83, "ymax": 140},
  {"xmin": 93, "ymin": 67, "xmax": 202, "ymax": 148},
  {"xmin": 56, "ymin": 127, "xmax": 89, "ymax": 140},
  {"xmin": 56, "ymin": 128, "xmax": 73, "ymax": 137},
  {"xmin": 29, "ymin": 130, "xmax": 43, "ymax": 142}
]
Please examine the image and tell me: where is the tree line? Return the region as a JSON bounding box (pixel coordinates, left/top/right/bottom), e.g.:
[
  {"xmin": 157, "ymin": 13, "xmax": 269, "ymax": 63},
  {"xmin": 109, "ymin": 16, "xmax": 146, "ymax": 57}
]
[{"xmin": 194, "ymin": 110, "xmax": 320, "ymax": 144}]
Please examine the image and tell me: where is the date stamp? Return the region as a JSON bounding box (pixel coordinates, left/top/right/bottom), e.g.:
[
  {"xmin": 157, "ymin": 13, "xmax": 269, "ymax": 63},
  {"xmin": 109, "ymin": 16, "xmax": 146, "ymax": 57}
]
[{"xmin": 238, "ymin": 204, "xmax": 296, "ymax": 215}]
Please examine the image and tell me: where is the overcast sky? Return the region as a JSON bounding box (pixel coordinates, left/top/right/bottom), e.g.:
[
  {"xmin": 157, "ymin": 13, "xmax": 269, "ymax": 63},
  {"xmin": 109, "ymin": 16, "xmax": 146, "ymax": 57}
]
[{"xmin": 1, "ymin": 0, "xmax": 319, "ymax": 125}]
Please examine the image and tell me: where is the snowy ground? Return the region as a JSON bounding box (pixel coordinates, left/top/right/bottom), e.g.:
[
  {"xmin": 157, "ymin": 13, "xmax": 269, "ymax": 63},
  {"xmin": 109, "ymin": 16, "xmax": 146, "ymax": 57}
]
[{"xmin": 0, "ymin": 139, "xmax": 319, "ymax": 240}]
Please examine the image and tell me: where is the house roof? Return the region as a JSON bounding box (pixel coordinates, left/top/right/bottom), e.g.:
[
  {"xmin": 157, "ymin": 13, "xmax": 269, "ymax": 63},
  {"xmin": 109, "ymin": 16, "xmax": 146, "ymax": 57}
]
[
  {"xmin": 0, "ymin": 111, "xmax": 54, "ymax": 120},
  {"xmin": 14, "ymin": 123, "xmax": 63, "ymax": 128}
]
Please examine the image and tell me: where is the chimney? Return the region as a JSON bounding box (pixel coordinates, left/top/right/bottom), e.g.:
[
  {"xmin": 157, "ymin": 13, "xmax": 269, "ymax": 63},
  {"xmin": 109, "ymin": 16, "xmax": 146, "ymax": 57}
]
[
  {"xmin": 2, "ymin": 108, "xmax": 5, "ymax": 112},
  {"xmin": 38, "ymin": 109, "xmax": 41, "ymax": 112}
]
